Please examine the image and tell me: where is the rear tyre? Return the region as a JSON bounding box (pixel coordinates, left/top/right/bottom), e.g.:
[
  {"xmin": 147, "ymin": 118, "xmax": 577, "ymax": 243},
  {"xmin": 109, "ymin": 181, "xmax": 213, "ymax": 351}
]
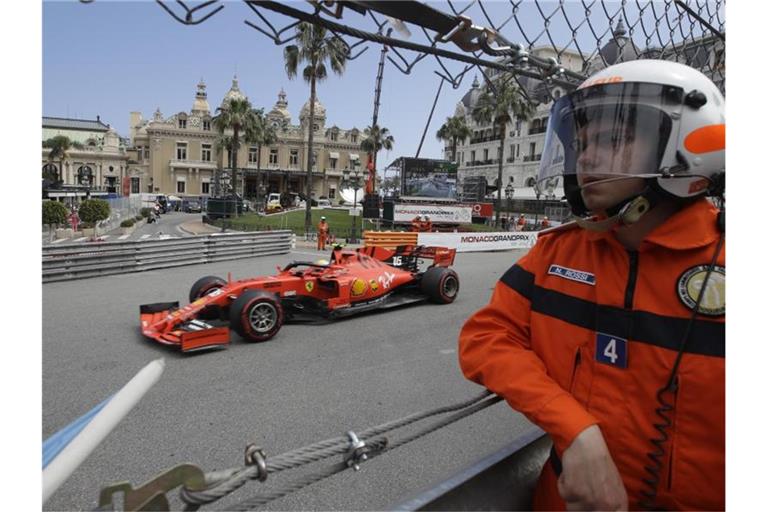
[
  {"xmin": 229, "ymin": 290, "xmax": 284, "ymax": 342},
  {"xmin": 420, "ymin": 267, "xmax": 460, "ymax": 304}
]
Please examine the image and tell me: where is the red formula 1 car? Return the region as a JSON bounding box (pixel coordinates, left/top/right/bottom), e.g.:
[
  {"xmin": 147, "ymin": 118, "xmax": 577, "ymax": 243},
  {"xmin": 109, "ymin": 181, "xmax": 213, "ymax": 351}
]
[{"xmin": 140, "ymin": 245, "xmax": 459, "ymax": 352}]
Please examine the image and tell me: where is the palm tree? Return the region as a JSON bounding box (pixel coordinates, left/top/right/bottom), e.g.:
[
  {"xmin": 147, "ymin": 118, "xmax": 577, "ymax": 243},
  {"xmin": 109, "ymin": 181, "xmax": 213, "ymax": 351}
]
[
  {"xmin": 436, "ymin": 115, "xmax": 471, "ymax": 163},
  {"xmin": 472, "ymin": 77, "xmax": 536, "ymax": 227},
  {"xmin": 246, "ymin": 109, "xmax": 277, "ymax": 208},
  {"xmin": 45, "ymin": 135, "xmax": 73, "ymax": 185},
  {"xmin": 284, "ymin": 21, "xmax": 348, "ymax": 232},
  {"xmin": 213, "ymin": 97, "xmax": 259, "ymax": 217},
  {"xmin": 360, "ymin": 124, "xmax": 395, "ymax": 193},
  {"xmin": 215, "ymin": 134, "xmax": 235, "ymax": 195}
]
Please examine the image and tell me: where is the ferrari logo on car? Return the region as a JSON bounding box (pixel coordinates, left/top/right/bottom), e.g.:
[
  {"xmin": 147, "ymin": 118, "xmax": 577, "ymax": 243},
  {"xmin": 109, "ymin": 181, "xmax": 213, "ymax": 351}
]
[
  {"xmin": 369, "ymin": 279, "xmax": 379, "ymax": 292},
  {"xmin": 351, "ymin": 278, "xmax": 368, "ymax": 296},
  {"xmin": 305, "ymin": 281, "xmax": 314, "ymax": 293}
]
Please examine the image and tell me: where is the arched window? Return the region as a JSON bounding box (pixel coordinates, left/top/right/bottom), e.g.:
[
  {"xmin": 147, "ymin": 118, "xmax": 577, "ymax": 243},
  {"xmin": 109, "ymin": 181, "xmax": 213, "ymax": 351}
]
[{"xmin": 526, "ymin": 176, "xmax": 536, "ymax": 187}]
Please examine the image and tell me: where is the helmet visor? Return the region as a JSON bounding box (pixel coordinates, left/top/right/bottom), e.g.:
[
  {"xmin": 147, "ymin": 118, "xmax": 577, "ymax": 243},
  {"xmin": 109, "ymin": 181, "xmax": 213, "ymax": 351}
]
[{"xmin": 538, "ymin": 82, "xmax": 684, "ymax": 187}]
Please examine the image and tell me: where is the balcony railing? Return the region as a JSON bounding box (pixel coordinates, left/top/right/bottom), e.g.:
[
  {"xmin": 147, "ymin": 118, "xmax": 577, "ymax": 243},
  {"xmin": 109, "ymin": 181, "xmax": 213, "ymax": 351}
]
[
  {"xmin": 523, "ymin": 154, "xmax": 542, "ymax": 162},
  {"xmin": 469, "ymin": 135, "xmax": 503, "ymax": 144},
  {"xmin": 465, "ymin": 159, "xmax": 500, "ymax": 167},
  {"xmin": 528, "ymin": 127, "xmax": 548, "ymax": 135},
  {"xmin": 169, "ymin": 159, "xmax": 217, "ymax": 169}
]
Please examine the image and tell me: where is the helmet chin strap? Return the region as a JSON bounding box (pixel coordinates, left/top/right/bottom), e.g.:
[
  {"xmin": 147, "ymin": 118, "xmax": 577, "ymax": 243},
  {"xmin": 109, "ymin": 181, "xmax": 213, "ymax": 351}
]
[{"xmin": 574, "ymin": 186, "xmax": 662, "ymax": 232}]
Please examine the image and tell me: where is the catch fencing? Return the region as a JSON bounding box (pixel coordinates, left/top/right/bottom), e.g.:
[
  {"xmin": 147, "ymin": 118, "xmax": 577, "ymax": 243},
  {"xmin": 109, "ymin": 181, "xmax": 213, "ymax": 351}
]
[{"xmin": 42, "ymin": 231, "xmax": 293, "ymax": 283}]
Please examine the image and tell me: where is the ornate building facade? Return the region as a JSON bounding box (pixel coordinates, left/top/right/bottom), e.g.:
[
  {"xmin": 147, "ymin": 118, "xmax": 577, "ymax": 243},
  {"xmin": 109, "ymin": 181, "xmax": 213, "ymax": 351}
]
[
  {"xmin": 41, "ymin": 117, "xmax": 131, "ymax": 200},
  {"xmin": 127, "ymin": 76, "xmax": 366, "ymax": 203}
]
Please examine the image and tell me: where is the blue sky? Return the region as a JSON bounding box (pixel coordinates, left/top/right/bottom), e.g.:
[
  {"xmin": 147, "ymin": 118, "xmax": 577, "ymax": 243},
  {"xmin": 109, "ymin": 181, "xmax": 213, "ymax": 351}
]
[
  {"xmin": 41, "ymin": 0, "xmax": 721, "ymax": 162},
  {"xmin": 41, "ymin": 0, "xmax": 625, "ymax": 163},
  {"xmin": 42, "ymin": 0, "xmax": 478, "ymax": 162}
]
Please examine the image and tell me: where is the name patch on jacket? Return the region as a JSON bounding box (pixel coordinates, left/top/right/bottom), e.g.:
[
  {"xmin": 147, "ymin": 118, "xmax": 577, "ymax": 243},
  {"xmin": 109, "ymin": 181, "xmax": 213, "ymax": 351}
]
[
  {"xmin": 547, "ymin": 265, "xmax": 596, "ymax": 286},
  {"xmin": 596, "ymin": 333, "xmax": 628, "ymax": 368}
]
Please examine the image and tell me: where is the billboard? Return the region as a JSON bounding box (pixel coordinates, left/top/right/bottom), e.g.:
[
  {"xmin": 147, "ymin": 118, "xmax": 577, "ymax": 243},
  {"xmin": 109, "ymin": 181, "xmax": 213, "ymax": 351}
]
[
  {"xmin": 417, "ymin": 231, "xmax": 538, "ymax": 252},
  {"xmin": 399, "ymin": 158, "xmax": 458, "ymax": 199},
  {"xmin": 393, "ymin": 204, "xmax": 473, "ymax": 224}
]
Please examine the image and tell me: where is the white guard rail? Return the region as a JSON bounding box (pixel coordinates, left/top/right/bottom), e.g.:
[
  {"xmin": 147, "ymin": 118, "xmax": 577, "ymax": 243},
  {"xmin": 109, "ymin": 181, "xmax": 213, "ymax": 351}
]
[{"xmin": 42, "ymin": 231, "xmax": 293, "ymax": 283}]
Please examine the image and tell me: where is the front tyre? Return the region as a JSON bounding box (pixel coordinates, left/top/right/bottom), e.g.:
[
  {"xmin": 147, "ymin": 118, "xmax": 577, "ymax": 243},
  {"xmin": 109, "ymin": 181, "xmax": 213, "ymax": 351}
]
[
  {"xmin": 420, "ymin": 267, "xmax": 460, "ymax": 304},
  {"xmin": 229, "ymin": 290, "xmax": 284, "ymax": 342},
  {"xmin": 189, "ymin": 275, "xmax": 226, "ymax": 302},
  {"xmin": 189, "ymin": 275, "xmax": 227, "ymax": 320}
]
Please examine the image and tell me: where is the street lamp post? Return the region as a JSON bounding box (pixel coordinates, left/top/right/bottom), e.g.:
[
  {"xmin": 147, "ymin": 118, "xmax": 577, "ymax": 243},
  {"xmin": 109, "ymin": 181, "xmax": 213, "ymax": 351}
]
[
  {"xmin": 342, "ymin": 166, "xmax": 363, "ymax": 244},
  {"xmin": 505, "ymin": 180, "xmax": 515, "ymax": 230},
  {"xmin": 257, "ymin": 182, "xmax": 267, "ymax": 213}
]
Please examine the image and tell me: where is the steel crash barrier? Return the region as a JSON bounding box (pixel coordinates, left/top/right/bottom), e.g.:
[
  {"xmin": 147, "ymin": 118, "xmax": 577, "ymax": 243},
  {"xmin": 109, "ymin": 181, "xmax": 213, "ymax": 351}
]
[
  {"xmin": 363, "ymin": 231, "xmax": 419, "ymax": 248},
  {"xmin": 42, "ymin": 231, "xmax": 294, "ymax": 283}
]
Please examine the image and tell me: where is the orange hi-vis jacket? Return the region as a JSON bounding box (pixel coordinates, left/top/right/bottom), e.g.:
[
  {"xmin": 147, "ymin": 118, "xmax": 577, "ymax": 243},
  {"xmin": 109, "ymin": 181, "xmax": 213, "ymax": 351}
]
[{"xmin": 459, "ymin": 199, "xmax": 724, "ymax": 510}]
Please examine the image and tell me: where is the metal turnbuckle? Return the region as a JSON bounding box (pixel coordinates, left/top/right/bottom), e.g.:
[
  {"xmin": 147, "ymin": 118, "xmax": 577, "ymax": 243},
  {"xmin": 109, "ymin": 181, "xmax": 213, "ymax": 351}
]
[
  {"xmin": 244, "ymin": 444, "xmax": 269, "ymax": 482},
  {"xmin": 343, "ymin": 431, "xmax": 368, "ymax": 471},
  {"xmin": 98, "ymin": 463, "xmax": 206, "ymax": 511}
]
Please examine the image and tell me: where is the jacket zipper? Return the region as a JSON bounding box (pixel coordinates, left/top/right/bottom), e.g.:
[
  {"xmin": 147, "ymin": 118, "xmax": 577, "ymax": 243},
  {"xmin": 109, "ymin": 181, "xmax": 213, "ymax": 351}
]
[
  {"xmin": 666, "ymin": 376, "xmax": 680, "ymax": 491},
  {"xmin": 624, "ymin": 250, "xmax": 639, "ymax": 309}
]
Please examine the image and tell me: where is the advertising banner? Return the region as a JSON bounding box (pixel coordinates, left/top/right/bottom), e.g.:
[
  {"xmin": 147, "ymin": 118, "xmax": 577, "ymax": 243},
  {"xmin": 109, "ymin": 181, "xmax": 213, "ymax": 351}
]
[
  {"xmin": 399, "ymin": 158, "xmax": 458, "ymax": 199},
  {"xmin": 470, "ymin": 202, "xmax": 494, "ymax": 218},
  {"xmin": 417, "ymin": 231, "xmax": 538, "ymax": 252},
  {"xmin": 394, "ymin": 204, "xmax": 473, "ymax": 224}
]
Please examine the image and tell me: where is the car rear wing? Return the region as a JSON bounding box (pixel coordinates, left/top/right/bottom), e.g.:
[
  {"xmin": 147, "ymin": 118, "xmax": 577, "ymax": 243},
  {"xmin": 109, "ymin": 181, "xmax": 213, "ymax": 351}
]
[{"xmin": 359, "ymin": 245, "xmax": 456, "ymax": 268}]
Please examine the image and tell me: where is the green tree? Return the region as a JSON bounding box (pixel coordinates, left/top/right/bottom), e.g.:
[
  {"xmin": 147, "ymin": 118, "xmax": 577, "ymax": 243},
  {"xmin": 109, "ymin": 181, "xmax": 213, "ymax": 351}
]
[
  {"xmin": 472, "ymin": 77, "xmax": 536, "ymax": 227},
  {"xmin": 284, "ymin": 21, "xmax": 348, "ymax": 232},
  {"xmin": 78, "ymin": 199, "xmax": 111, "ymax": 236},
  {"xmin": 246, "ymin": 109, "xmax": 277, "ymax": 207},
  {"xmin": 43, "ymin": 201, "xmax": 69, "ymax": 240},
  {"xmin": 213, "ymin": 97, "xmax": 259, "ymax": 217},
  {"xmin": 45, "ymin": 135, "xmax": 73, "ymax": 185},
  {"xmin": 436, "ymin": 115, "xmax": 471, "ymax": 163},
  {"xmin": 360, "ymin": 124, "xmax": 395, "ymax": 184}
]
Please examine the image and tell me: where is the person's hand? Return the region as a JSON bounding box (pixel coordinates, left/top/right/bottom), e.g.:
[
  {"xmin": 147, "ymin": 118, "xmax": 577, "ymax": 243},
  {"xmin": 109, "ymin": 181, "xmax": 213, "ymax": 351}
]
[{"xmin": 557, "ymin": 425, "xmax": 628, "ymax": 511}]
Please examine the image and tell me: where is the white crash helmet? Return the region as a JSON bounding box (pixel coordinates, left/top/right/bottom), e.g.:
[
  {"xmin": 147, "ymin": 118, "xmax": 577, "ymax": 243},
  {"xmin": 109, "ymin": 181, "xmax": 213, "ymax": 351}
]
[{"xmin": 538, "ymin": 60, "xmax": 725, "ymax": 219}]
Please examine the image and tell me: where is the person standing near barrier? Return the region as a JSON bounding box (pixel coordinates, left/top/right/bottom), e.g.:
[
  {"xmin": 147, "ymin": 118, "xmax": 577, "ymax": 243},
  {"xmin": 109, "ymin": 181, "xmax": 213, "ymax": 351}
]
[
  {"xmin": 421, "ymin": 215, "xmax": 433, "ymax": 233},
  {"xmin": 411, "ymin": 215, "xmax": 423, "ymax": 232},
  {"xmin": 317, "ymin": 216, "xmax": 329, "ymax": 251},
  {"xmin": 540, "ymin": 216, "xmax": 551, "ymax": 229},
  {"xmin": 516, "ymin": 213, "xmax": 527, "ymax": 231},
  {"xmin": 458, "ymin": 60, "xmax": 725, "ymax": 511}
]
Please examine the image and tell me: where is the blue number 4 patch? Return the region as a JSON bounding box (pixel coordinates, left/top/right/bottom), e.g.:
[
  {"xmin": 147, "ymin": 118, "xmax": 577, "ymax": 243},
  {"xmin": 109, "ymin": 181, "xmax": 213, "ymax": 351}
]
[{"xmin": 596, "ymin": 333, "xmax": 628, "ymax": 368}]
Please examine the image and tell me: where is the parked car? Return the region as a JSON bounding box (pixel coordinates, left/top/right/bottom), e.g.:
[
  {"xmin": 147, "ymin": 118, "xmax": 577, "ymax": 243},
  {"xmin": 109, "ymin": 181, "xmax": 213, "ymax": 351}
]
[
  {"xmin": 184, "ymin": 200, "xmax": 202, "ymax": 213},
  {"xmin": 317, "ymin": 199, "xmax": 332, "ymax": 208}
]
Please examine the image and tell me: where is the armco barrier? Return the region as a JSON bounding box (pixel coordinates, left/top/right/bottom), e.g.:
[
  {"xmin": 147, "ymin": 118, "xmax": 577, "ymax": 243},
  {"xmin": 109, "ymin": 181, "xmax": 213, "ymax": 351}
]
[
  {"xmin": 363, "ymin": 231, "xmax": 418, "ymax": 249},
  {"xmin": 42, "ymin": 231, "xmax": 293, "ymax": 283}
]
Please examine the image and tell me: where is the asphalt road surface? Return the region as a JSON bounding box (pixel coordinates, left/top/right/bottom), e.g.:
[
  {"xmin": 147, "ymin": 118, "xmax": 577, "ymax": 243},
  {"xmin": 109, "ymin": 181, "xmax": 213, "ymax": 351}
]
[{"xmin": 43, "ymin": 248, "xmax": 536, "ymax": 511}]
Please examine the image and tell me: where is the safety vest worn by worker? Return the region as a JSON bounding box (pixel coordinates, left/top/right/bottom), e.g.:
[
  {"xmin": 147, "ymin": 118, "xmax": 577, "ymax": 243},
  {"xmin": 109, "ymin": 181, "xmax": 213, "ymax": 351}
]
[{"xmin": 459, "ymin": 199, "xmax": 724, "ymax": 511}]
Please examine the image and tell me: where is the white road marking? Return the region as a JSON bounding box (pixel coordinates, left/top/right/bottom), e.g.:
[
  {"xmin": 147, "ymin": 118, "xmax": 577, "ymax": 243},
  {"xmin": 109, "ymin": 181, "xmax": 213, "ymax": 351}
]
[
  {"xmin": 439, "ymin": 349, "xmax": 456, "ymax": 355},
  {"xmin": 73, "ymin": 237, "xmax": 87, "ymax": 243},
  {"xmin": 140, "ymin": 234, "xmax": 151, "ymax": 240},
  {"xmin": 51, "ymin": 238, "xmax": 67, "ymax": 244},
  {"xmin": 118, "ymin": 234, "xmax": 130, "ymax": 240},
  {"xmin": 100, "ymin": 235, "xmax": 110, "ymax": 240}
]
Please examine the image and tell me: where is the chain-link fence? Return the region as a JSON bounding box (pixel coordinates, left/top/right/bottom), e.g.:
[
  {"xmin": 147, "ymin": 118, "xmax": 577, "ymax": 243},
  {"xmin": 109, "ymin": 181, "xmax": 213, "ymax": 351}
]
[{"xmin": 142, "ymin": 0, "xmax": 724, "ymax": 103}]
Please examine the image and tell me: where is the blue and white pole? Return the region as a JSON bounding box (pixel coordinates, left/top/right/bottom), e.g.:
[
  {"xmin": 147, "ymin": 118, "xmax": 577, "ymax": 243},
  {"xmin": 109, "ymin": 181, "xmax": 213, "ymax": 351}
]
[{"xmin": 42, "ymin": 358, "xmax": 165, "ymax": 503}]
